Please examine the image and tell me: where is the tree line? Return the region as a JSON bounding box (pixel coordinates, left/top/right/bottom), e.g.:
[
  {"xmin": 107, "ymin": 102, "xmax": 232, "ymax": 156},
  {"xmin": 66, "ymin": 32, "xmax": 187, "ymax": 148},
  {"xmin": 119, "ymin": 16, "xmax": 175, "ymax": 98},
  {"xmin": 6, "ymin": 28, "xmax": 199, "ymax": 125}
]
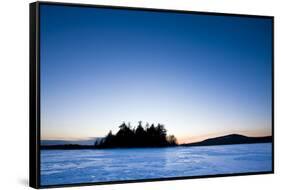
[{"xmin": 94, "ymin": 121, "xmax": 178, "ymax": 148}]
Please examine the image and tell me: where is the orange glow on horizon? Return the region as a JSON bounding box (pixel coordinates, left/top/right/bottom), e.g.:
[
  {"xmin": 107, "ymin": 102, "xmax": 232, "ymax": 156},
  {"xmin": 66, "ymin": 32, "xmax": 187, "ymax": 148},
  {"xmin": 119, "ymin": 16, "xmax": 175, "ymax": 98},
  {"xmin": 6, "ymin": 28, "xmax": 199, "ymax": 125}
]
[{"xmin": 42, "ymin": 129, "xmax": 272, "ymax": 145}]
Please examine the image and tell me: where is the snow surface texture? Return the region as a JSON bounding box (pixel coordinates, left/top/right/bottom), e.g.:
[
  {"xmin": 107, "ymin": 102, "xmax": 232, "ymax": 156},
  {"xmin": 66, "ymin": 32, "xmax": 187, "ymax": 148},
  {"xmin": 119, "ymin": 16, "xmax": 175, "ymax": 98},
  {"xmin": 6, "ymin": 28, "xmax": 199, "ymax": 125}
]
[{"xmin": 41, "ymin": 143, "xmax": 272, "ymax": 186}]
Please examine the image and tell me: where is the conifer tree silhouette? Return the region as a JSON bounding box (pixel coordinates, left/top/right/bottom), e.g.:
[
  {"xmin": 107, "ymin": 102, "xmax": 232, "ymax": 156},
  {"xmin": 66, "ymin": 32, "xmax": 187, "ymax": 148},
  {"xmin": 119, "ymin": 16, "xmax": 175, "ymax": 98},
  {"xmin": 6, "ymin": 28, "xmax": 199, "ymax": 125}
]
[{"xmin": 94, "ymin": 121, "xmax": 178, "ymax": 148}]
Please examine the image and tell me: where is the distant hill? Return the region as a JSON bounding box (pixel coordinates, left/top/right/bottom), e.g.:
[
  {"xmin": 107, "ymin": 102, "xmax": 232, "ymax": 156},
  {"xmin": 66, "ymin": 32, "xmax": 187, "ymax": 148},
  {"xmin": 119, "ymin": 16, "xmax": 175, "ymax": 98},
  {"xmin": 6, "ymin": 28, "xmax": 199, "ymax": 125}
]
[
  {"xmin": 41, "ymin": 144, "xmax": 95, "ymax": 150},
  {"xmin": 41, "ymin": 137, "xmax": 102, "ymax": 146},
  {"xmin": 181, "ymin": 134, "xmax": 272, "ymax": 147}
]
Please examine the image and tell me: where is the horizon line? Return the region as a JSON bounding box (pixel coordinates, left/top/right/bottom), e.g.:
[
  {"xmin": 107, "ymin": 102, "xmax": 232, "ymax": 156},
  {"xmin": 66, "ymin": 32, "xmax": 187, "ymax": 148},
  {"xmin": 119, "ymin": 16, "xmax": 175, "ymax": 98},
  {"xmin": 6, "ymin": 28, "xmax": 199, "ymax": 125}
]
[{"xmin": 41, "ymin": 132, "xmax": 272, "ymax": 144}]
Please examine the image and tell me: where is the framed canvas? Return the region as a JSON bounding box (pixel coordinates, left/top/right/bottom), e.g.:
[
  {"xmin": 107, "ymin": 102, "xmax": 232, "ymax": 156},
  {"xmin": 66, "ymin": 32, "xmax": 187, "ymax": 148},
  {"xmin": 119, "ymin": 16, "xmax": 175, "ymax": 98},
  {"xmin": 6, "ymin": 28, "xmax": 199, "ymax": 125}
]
[{"xmin": 29, "ymin": 1, "xmax": 274, "ymax": 188}]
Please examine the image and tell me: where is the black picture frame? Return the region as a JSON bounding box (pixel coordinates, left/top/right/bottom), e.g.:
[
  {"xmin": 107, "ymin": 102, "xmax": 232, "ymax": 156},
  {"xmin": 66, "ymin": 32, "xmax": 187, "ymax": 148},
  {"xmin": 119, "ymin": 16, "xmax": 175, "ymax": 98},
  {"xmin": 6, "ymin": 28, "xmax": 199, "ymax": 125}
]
[{"xmin": 29, "ymin": 1, "xmax": 274, "ymax": 189}]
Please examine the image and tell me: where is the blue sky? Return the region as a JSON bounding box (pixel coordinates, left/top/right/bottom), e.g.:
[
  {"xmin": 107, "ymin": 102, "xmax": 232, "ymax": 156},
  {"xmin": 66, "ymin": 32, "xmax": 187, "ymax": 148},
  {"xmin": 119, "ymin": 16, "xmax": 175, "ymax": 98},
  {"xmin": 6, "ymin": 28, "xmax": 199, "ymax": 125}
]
[{"xmin": 40, "ymin": 4, "xmax": 272, "ymax": 143}]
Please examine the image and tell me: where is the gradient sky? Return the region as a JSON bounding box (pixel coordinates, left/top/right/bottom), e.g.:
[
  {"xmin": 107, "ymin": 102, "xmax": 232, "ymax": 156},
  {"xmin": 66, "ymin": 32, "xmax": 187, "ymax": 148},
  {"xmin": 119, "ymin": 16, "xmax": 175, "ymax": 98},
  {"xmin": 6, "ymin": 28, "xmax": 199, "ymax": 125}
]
[{"xmin": 40, "ymin": 4, "xmax": 272, "ymax": 143}]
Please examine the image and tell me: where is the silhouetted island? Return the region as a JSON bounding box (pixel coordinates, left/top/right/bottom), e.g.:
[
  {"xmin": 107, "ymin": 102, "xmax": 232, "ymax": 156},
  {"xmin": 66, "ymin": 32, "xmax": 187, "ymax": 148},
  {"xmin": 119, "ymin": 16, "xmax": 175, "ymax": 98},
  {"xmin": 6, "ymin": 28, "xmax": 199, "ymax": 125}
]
[
  {"xmin": 94, "ymin": 121, "xmax": 178, "ymax": 148},
  {"xmin": 181, "ymin": 134, "xmax": 272, "ymax": 147}
]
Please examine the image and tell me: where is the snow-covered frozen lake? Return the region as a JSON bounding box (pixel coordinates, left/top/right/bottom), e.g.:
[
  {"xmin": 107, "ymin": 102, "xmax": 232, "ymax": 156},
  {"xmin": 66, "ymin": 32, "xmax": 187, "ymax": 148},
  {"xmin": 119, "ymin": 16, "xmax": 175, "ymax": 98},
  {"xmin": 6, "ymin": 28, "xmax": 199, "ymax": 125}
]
[{"xmin": 40, "ymin": 143, "xmax": 272, "ymax": 186}]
